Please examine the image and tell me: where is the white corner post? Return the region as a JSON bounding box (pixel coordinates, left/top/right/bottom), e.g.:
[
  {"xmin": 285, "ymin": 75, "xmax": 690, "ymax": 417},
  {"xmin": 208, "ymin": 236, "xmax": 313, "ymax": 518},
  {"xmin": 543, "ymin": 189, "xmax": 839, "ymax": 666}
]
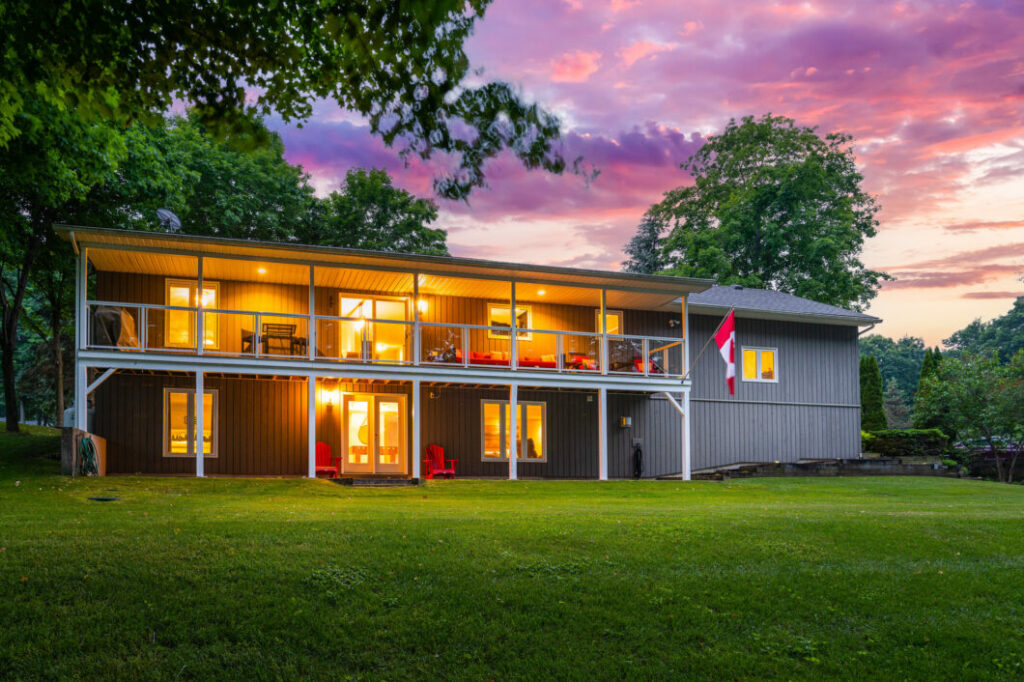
[
  {"xmin": 508, "ymin": 384, "xmax": 518, "ymax": 480},
  {"xmin": 412, "ymin": 379, "xmax": 421, "ymax": 480},
  {"xmin": 682, "ymin": 294, "xmax": 691, "ymax": 482},
  {"xmin": 195, "ymin": 370, "xmax": 205, "ymax": 477},
  {"xmin": 308, "ymin": 265, "xmax": 316, "ymax": 361},
  {"xmin": 74, "ymin": 245, "xmax": 88, "ymax": 431},
  {"xmin": 196, "ymin": 256, "xmax": 204, "ymax": 355},
  {"xmin": 682, "ymin": 390, "xmax": 691, "ymax": 482},
  {"xmin": 598, "ymin": 387, "xmax": 608, "ymax": 480},
  {"xmin": 600, "ymin": 288, "xmax": 608, "ymax": 375},
  {"xmin": 307, "ymin": 374, "xmax": 316, "ymax": 478},
  {"xmin": 412, "ymin": 273, "xmax": 421, "ymax": 366},
  {"xmin": 510, "ymin": 280, "xmax": 518, "ymax": 371}
]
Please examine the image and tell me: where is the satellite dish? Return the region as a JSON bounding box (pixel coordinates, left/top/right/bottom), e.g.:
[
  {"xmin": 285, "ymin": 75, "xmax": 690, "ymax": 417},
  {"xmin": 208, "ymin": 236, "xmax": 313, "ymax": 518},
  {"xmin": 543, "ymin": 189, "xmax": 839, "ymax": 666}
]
[{"xmin": 156, "ymin": 208, "xmax": 182, "ymax": 232}]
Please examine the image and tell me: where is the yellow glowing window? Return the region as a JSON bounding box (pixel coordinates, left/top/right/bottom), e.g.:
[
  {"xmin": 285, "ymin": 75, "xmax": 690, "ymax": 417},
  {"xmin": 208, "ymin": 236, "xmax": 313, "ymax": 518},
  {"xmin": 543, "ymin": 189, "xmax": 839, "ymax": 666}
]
[
  {"xmin": 163, "ymin": 388, "xmax": 217, "ymax": 458},
  {"xmin": 480, "ymin": 399, "xmax": 546, "ymax": 461},
  {"xmin": 596, "ymin": 309, "xmax": 623, "ymax": 334},
  {"xmin": 743, "ymin": 349, "xmax": 757, "ymax": 380},
  {"xmin": 165, "ymin": 279, "xmax": 220, "ymax": 350},
  {"xmin": 741, "ymin": 347, "xmax": 778, "ymax": 383},
  {"xmin": 487, "ymin": 304, "xmax": 532, "ymax": 340}
]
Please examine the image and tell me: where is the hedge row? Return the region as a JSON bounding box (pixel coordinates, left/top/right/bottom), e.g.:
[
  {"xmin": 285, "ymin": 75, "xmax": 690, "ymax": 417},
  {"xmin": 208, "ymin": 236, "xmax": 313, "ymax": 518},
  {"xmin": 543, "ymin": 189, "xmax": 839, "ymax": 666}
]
[{"xmin": 862, "ymin": 428, "xmax": 949, "ymax": 458}]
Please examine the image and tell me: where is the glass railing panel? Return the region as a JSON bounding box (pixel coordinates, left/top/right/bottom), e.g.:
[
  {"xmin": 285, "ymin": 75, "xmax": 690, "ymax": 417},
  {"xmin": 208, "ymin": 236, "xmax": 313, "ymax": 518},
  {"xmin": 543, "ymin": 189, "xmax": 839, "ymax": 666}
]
[
  {"xmin": 88, "ymin": 304, "xmax": 143, "ymax": 350},
  {"xmin": 201, "ymin": 310, "xmax": 258, "ymax": 357},
  {"xmin": 420, "ymin": 323, "xmax": 465, "ymax": 364},
  {"xmin": 251, "ymin": 313, "xmax": 309, "ymax": 358},
  {"xmin": 516, "ymin": 330, "xmax": 560, "ymax": 370},
  {"xmin": 367, "ymin": 319, "xmax": 413, "ymax": 364},
  {"xmin": 608, "ymin": 336, "xmax": 644, "ymax": 374},
  {"xmin": 468, "ymin": 329, "xmax": 512, "ymax": 368},
  {"xmin": 561, "ymin": 332, "xmax": 602, "ymax": 372},
  {"xmin": 646, "ymin": 338, "xmax": 684, "ymax": 377}
]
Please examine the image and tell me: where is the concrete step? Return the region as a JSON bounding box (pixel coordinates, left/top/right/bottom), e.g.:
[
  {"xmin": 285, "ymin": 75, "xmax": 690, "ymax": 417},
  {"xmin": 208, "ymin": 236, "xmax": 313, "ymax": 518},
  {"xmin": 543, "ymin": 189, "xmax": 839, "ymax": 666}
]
[{"xmin": 331, "ymin": 477, "xmax": 419, "ymax": 487}]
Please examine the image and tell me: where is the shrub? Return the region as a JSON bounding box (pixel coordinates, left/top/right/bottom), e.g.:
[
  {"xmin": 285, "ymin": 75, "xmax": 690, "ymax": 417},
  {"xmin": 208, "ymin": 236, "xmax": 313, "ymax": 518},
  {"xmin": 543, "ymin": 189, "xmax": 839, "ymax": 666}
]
[
  {"xmin": 867, "ymin": 428, "xmax": 948, "ymax": 458},
  {"xmin": 861, "ymin": 430, "xmax": 876, "ymax": 453}
]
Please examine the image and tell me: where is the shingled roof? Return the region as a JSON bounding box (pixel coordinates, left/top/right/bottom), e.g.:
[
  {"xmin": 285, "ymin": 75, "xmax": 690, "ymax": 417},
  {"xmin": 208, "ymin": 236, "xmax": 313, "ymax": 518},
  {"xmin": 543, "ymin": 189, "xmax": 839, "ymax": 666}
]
[{"xmin": 688, "ymin": 284, "xmax": 881, "ymax": 326}]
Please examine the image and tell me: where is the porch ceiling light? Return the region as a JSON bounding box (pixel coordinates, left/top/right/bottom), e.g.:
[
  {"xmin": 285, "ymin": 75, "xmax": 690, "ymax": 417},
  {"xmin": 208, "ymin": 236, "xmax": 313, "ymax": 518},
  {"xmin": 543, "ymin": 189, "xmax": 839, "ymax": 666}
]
[
  {"xmin": 538, "ymin": 289, "xmax": 546, "ymax": 296},
  {"xmin": 257, "ymin": 267, "xmax": 267, "ymax": 275}
]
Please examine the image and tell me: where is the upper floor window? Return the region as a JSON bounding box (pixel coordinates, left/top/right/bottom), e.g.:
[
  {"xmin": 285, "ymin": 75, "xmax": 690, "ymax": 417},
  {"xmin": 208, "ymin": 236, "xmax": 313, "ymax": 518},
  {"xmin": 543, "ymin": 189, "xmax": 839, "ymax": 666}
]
[
  {"xmin": 481, "ymin": 400, "xmax": 546, "ymax": 462},
  {"xmin": 488, "ymin": 303, "xmax": 532, "ymax": 340},
  {"xmin": 165, "ymin": 278, "xmax": 220, "ymax": 349},
  {"xmin": 595, "ymin": 309, "xmax": 623, "ymax": 334},
  {"xmin": 742, "ymin": 347, "xmax": 777, "ymax": 382}
]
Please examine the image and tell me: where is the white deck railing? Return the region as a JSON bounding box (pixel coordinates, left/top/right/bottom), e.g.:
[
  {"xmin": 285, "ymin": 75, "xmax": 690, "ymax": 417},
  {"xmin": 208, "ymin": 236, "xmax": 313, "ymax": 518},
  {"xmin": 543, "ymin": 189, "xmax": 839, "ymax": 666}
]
[{"xmin": 84, "ymin": 302, "xmax": 685, "ymax": 377}]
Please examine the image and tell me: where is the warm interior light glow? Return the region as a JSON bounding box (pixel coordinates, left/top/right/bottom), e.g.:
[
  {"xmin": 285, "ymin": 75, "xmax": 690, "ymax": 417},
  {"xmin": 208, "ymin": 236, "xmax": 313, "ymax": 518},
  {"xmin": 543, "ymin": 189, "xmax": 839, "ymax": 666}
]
[
  {"xmin": 354, "ymin": 318, "xmax": 365, "ymax": 331},
  {"xmin": 537, "ymin": 289, "xmax": 546, "ymax": 296},
  {"xmin": 257, "ymin": 267, "xmax": 267, "ymax": 275},
  {"xmin": 417, "ymin": 298, "xmax": 428, "ymax": 313}
]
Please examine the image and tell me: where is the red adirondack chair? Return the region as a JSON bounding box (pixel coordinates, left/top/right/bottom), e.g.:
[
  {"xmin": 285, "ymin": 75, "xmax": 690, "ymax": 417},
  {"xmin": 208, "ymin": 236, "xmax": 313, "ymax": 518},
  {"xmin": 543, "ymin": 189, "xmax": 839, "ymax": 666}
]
[
  {"xmin": 315, "ymin": 441, "xmax": 338, "ymax": 478},
  {"xmin": 423, "ymin": 443, "xmax": 456, "ymax": 479}
]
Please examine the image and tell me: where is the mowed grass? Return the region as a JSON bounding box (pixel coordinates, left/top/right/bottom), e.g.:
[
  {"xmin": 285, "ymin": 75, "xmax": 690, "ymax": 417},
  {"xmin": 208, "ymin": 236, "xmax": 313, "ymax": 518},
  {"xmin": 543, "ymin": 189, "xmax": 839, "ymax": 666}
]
[{"xmin": 2, "ymin": 427, "xmax": 1023, "ymax": 680}]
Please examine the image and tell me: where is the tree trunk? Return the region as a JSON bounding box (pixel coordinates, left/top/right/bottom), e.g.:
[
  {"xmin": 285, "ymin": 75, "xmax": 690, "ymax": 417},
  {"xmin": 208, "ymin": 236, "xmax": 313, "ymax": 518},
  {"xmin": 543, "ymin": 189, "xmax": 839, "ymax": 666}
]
[
  {"xmin": 1, "ymin": 333, "xmax": 18, "ymax": 432},
  {"xmin": 0, "ymin": 222, "xmax": 45, "ymax": 432}
]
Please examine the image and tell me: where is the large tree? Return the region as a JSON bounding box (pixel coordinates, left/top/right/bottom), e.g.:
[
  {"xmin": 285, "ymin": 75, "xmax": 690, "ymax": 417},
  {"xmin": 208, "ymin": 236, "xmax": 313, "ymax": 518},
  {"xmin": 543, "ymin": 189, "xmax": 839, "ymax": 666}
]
[
  {"xmin": 860, "ymin": 355, "xmax": 887, "ymax": 431},
  {"xmin": 300, "ymin": 168, "xmax": 447, "ymax": 255},
  {"xmin": 650, "ymin": 114, "xmax": 888, "ymax": 311},
  {"xmin": 0, "ymin": 0, "xmax": 583, "ymax": 200},
  {"xmin": 0, "ymin": 97, "xmax": 126, "ymax": 431},
  {"xmin": 859, "ymin": 334, "xmax": 927, "ymax": 404},
  {"xmin": 623, "ymin": 212, "xmax": 666, "ymax": 274},
  {"xmin": 916, "ymin": 352, "xmax": 1024, "ymax": 483},
  {"xmin": 943, "ymin": 296, "xmax": 1024, "ymax": 362}
]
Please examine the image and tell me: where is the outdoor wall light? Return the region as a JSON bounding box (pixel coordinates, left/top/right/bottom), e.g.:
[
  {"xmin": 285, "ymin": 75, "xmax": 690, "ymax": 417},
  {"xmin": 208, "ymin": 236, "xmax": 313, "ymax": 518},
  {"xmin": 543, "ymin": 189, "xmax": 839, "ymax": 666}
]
[{"xmin": 417, "ymin": 298, "xmax": 428, "ymax": 313}]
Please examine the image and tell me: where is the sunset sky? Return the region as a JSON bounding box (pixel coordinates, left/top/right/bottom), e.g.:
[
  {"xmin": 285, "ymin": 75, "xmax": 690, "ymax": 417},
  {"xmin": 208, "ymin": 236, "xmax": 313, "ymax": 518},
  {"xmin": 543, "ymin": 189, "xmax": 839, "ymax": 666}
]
[{"xmin": 271, "ymin": 0, "xmax": 1024, "ymax": 345}]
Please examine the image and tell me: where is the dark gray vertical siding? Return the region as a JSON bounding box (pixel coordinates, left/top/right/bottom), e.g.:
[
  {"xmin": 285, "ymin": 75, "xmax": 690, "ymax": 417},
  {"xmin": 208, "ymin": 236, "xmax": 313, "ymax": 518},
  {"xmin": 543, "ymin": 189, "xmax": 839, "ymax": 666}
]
[
  {"xmin": 687, "ymin": 313, "xmax": 862, "ymax": 468},
  {"xmin": 420, "ymin": 386, "xmax": 600, "ymax": 479},
  {"xmin": 607, "ymin": 393, "xmax": 683, "ymax": 479}
]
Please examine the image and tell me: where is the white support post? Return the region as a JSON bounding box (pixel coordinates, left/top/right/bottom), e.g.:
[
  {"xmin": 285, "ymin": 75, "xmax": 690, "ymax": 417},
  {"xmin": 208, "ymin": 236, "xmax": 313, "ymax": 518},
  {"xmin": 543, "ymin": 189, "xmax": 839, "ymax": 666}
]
[
  {"xmin": 600, "ymin": 289, "xmax": 608, "ymax": 375},
  {"xmin": 598, "ymin": 387, "xmax": 608, "ymax": 480},
  {"xmin": 412, "ymin": 379, "xmax": 421, "ymax": 480},
  {"xmin": 682, "ymin": 294, "xmax": 689, "ymax": 375},
  {"xmin": 196, "ymin": 256, "xmax": 204, "ymax": 355},
  {"xmin": 195, "ymin": 370, "xmax": 205, "ymax": 477},
  {"xmin": 307, "ymin": 375, "xmax": 316, "ymax": 478},
  {"xmin": 682, "ymin": 389, "xmax": 691, "ymax": 482},
  {"xmin": 508, "ymin": 384, "xmax": 518, "ymax": 480},
  {"xmin": 510, "ymin": 280, "xmax": 518, "ymax": 371},
  {"xmin": 75, "ymin": 362, "xmax": 87, "ymax": 431},
  {"xmin": 412, "ymin": 273, "xmax": 420, "ymax": 366},
  {"xmin": 308, "ymin": 265, "xmax": 316, "ymax": 361},
  {"xmin": 78, "ymin": 247, "xmax": 88, "ymax": 351}
]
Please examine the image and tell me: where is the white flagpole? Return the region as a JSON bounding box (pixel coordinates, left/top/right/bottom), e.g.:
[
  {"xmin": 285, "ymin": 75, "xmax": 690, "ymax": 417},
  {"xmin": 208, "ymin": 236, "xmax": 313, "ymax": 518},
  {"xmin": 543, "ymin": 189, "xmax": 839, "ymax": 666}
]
[{"xmin": 679, "ymin": 306, "xmax": 735, "ymax": 384}]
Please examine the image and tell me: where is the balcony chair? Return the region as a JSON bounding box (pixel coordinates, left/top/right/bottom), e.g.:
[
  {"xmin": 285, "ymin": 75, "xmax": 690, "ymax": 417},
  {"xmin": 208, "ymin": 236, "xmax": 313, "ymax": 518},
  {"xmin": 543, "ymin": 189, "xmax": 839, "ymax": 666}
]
[
  {"xmin": 423, "ymin": 443, "xmax": 457, "ymax": 479},
  {"xmin": 315, "ymin": 441, "xmax": 338, "ymax": 478}
]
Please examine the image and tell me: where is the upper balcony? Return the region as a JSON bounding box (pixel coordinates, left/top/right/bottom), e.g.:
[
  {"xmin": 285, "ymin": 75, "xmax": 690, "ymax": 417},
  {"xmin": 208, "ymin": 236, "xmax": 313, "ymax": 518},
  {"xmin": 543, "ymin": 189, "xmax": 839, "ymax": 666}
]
[{"xmin": 66, "ymin": 227, "xmax": 710, "ymax": 383}]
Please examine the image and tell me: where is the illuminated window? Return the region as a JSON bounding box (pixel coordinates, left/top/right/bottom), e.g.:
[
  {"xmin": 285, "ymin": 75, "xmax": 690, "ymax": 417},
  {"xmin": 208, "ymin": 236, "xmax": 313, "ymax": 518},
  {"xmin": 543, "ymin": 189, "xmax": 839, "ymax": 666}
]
[
  {"xmin": 595, "ymin": 309, "xmax": 623, "ymax": 334},
  {"xmin": 741, "ymin": 347, "xmax": 777, "ymax": 382},
  {"xmin": 163, "ymin": 388, "xmax": 217, "ymax": 458},
  {"xmin": 487, "ymin": 304, "xmax": 532, "ymax": 340},
  {"xmin": 481, "ymin": 399, "xmax": 546, "ymax": 461},
  {"xmin": 165, "ymin": 279, "xmax": 220, "ymax": 350},
  {"xmin": 337, "ymin": 295, "xmax": 408, "ymax": 361}
]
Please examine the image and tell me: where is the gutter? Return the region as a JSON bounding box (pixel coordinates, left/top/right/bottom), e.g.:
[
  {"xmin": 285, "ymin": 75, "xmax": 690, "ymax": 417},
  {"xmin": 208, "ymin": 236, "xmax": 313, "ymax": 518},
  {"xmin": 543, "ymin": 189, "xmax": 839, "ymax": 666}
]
[{"xmin": 858, "ymin": 321, "xmax": 877, "ymax": 337}]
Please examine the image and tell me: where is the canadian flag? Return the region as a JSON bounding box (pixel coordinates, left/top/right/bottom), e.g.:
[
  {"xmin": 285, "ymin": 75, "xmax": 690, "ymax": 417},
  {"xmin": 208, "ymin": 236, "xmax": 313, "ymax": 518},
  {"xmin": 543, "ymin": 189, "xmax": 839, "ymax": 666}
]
[{"xmin": 714, "ymin": 310, "xmax": 737, "ymax": 395}]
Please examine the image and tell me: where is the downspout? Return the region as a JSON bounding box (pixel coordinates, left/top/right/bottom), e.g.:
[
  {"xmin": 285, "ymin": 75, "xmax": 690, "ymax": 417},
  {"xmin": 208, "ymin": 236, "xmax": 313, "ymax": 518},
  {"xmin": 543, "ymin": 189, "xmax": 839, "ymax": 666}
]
[{"xmin": 858, "ymin": 322, "xmax": 876, "ymax": 337}]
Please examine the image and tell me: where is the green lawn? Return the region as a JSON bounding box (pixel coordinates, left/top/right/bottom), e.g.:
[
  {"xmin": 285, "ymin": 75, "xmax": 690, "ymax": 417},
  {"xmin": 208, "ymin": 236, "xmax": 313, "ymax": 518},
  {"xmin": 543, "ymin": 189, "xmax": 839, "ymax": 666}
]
[{"xmin": 2, "ymin": 427, "xmax": 1023, "ymax": 680}]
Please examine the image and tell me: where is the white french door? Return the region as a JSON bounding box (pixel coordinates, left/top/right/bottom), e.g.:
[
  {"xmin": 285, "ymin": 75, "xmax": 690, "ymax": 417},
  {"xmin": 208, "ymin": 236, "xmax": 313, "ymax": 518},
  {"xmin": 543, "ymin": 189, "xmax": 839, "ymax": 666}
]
[{"xmin": 341, "ymin": 393, "xmax": 407, "ymax": 474}]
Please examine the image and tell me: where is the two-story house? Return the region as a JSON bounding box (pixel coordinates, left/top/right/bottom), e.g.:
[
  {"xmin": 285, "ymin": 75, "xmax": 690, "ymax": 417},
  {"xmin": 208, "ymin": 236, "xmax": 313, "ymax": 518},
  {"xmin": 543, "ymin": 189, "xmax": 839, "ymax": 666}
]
[{"xmin": 59, "ymin": 225, "xmax": 878, "ymax": 480}]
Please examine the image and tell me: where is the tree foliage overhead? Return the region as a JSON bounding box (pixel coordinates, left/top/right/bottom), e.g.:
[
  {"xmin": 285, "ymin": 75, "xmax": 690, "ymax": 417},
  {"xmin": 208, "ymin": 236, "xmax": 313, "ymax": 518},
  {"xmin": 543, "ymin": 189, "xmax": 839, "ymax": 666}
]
[
  {"xmin": 650, "ymin": 114, "xmax": 888, "ymax": 311},
  {"xmin": 0, "ymin": 0, "xmax": 585, "ymax": 200},
  {"xmin": 860, "ymin": 355, "xmax": 887, "ymax": 431},
  {"xmin": 300, "ymin": 168, "xmax": 447, "ymax": 255}
]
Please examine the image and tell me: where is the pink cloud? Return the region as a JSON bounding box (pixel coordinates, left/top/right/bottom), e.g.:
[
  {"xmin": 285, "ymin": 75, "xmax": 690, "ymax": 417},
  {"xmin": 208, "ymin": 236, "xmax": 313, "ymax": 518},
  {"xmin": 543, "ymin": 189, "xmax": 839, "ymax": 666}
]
[
  {"xmin": 550, "ymin": 51, "xmax": 602, "ymax": 82},
  {"xmin": 619, "ymin": 41, "xmax": 675, "ymax": 67}
]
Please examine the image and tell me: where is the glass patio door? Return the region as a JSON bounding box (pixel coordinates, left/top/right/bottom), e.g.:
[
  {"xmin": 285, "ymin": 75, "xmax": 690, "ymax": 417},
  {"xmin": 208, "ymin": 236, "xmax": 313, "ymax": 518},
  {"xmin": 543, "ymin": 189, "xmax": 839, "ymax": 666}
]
[{"xmin": 342, "ymin": 394, "xmax": 407, "ymax": 474}]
